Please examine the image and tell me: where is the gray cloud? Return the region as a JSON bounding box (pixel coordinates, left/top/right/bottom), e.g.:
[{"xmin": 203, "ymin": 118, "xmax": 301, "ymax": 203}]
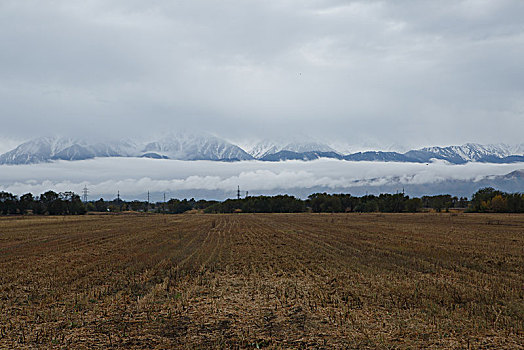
[
  {"xmin": 0, "ymin": 158, "xmax": 521, "ymax": 200},
  {"xmin": 0, "ymin": 0, "xmax": 523, "ymax": 147}
]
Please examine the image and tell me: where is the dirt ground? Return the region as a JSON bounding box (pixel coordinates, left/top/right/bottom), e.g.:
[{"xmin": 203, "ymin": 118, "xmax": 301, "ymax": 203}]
[{"xmin": 0, "ymin": 213, "xmax": 522, "ymax": 349}]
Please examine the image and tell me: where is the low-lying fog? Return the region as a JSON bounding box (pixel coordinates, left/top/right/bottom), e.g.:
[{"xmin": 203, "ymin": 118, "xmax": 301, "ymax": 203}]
[{"xmin": 0, "ymin": 158, "xmax": 522, "ymax": 201}]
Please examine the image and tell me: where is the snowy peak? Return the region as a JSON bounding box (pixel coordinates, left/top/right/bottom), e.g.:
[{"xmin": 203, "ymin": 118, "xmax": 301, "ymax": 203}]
[
  {"xmin": 0, "ymin": 137, "xmax": 523, "ymax": 165},
  {"xmin": 245, "ymin": 140, "xmax": 335, "ymax": 158},
  {"xmin": 0, "ymin": 137, "xmax": 82, "ymax": 164},
  {"xmin": 0, "ymin": 137, "xmax": 141, "ymax": 165},
  {"xmin": 143, "ymin": 133, "xmax": 253, "ymax": 161},
  {"xmin": 254, "ymin": 142, "xmax": 524, "ymax": 163},
  {"xmin": 405, "ymin": 143, "xmax": 524, "ymax": 164},
  {"xmin": 0, "ymin": 134, "xmax": 253, "ymax": 164},
  {"xmin": 422, "ymin": 143, "xmax": 510, "ymax": 160},
  {"xmin": 245, "ymin": 140, "xmax": 281, "ymax": 159}
]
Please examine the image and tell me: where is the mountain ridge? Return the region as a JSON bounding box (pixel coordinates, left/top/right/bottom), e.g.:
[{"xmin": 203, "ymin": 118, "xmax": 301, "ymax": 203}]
[{"xmin": 0, "ymin": 136, "xmax": 523, "ymax": 165}]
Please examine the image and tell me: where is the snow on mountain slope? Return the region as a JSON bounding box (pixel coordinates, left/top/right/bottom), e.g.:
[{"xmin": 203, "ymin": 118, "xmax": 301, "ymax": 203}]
[
  {"xmin": 405, "ymin": 143, "xmax": 524, "ymax": 164},
  {"xmin": 246, "ymin": 140, "xmax": 336, "ymax": 158},
  {"xmin": 423, "ymin": 143, "xmax": 513, "ymax": 160},
  {"xmin": 244, "ymin": 140, "xmax": 281, "ymax": 159},
  {"xmin": 141, "ymin": 133, "xmax": 253, "ymax": 161},
  {"xmin": 0, "ymin": 137, "xmax": 79, "ymax": 164},
  {"xmin": 0, "ymin": 137, "xmax": 139, "ymax": 165},
  {"xmin": 1, "ymin": 136, "xmax": 523, "ymax": 165},
  {"xmin": 0, "ymin": 133, "xmax": 254, "ymax": 164},
  {"xmin": 505, "ymin": 143, "xmax": 524, "ymax": 156}
]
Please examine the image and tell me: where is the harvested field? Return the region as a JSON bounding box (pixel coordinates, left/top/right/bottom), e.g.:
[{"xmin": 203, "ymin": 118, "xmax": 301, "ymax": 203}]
[{"xmin": 0, "ymin": 213, "xmax": 523, "ymax": 349}]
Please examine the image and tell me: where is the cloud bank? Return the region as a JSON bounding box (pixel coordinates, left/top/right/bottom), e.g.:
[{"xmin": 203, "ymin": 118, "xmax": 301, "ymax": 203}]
[{"xmin": 0, "ymin": 158, "xmax": 522, "ymax": 200}]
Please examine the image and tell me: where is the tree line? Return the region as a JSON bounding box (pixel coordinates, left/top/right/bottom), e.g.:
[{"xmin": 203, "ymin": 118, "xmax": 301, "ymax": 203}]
[
  {"xmin": 205, "ymin": 193, "xmax": 473, "ymax": 213},
  {"xmin": 0, "ymin": 187, "xmax": 522, "ymax": 215},
  {"xmin": 0, "ymin": 191, "xmax": 86, "ymax": 215}
]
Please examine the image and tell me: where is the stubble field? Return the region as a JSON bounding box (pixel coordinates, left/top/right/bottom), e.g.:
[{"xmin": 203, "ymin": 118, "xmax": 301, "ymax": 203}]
[{"xmin": 0, "ymin": 213, "xmax": 523, "ymax": 349}]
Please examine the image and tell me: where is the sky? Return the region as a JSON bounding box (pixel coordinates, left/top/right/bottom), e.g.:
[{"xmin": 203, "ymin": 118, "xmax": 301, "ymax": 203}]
[
  {"xmin": 1, "ymin": 0, "xmax": 523, "ymax": 149},
  {"xmin": 0, "ymin": 158, "xmax": 522, "ymax": 200}
]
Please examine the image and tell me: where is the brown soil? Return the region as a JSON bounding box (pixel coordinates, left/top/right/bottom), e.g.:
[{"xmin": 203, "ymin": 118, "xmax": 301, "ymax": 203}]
[{"xmin": 0, "ymin": 213, "xmax": 522, "ymax": 349}]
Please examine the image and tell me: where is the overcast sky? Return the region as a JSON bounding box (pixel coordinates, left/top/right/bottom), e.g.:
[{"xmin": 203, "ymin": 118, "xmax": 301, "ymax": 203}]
[{"xmin": 1, "ymin": 0, "xmax": 523, "ymax": 148}]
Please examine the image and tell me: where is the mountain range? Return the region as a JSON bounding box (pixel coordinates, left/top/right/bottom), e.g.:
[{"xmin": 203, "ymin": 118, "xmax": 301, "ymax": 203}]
[{"xmin": 0, "ymin": 135, "xmax": 523, "ymax": 165}]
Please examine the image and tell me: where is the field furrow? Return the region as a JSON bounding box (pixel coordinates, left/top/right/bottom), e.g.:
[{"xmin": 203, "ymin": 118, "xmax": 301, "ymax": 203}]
[{"xmin": 0, "ymin": 213, "xmax": 522, "ymax": 349}]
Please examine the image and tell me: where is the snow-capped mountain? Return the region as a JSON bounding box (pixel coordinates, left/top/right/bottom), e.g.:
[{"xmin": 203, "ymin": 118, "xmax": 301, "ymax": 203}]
[
  {"xmin": 0, "ymin": 137, "xmax": 139, "ymax": 165},
  {"xmin": 256, "ymin": 142, "xmax": 524, "ymax": 163},
  {"xmin": 405, "ymin": 143, "xmax": 524, "ymax": 164},
  {"xmin": 245, "ymin": 140, "xmax": 281, "ymax": 159},
  {"xmin": 0, "ymin": 137, "xmax": 523, "ymax": 165},
  {"xmin": 246, "ymin": 140, "xmax": 336, "ymax": 158},
  {"xmin": 0, "ymin": 134, "xmax": 253, "ymax": 165},
  {"xmin": 507, "ymin": 143, "xmax": 524, "ymax": 156},
  {"xmin": 142, "ymin": 133, "xmax": 253, "ymax": 161}
]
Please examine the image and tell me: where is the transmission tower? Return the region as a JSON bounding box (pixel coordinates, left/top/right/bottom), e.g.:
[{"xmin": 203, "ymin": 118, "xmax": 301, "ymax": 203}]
[
  {"xmin": 237, "ymin": 185, "xmax": 241, "ymax": 200},
  {"xmin": 82, "ymin": 185, "xmax": 89, "ymax": 202}
]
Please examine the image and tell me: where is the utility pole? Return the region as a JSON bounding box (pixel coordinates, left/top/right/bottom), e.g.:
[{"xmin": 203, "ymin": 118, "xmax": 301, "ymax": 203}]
[
  {"xmin": 147, "ymin": 191, "xmax": 150, "ymax": 212},
  {"xmin": 117, "ymin": 190, "xmax": 121, "ymax": 211},
  {"xmin": 163, "ymin": 192, "xmax": 166, "ymax": 214},
  {"xmin": 82, "ymin": 185, "xmax": 88, "ymax": 202}
]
